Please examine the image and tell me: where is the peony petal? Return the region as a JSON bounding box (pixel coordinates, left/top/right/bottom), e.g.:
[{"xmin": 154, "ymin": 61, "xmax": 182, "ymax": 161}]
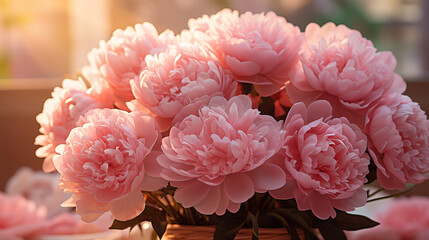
[
  {"xmin": 79, "ymin": 212, "xmax": 106, "ymax": 223},
  {"xmin": 247, "ymin": 163, "xmax": 286, "ymax": 192},
  {"xmin": 224, "ymin": 173, "xmax": 255, "ymax": 203},
  {"xmin": 110, "ymin": 190, "xmax": 145, "ymax": 221},
  {"xmin": 269, "ymin": 179, "xmax": 297, "ymax": 200},
  {"xmin": 332, "ymin": 188, "xmax": 367, "ymax": 211},
  {"xmin": 42, "ymin": 155, "xmax": 56, "ymax": 173},
  {"xmin": 140, "ymin": 175, "xmax": 168, "ymax": 191},
  {"xmin": 376, "ymin": 170, "xmax": 406, "ymax": 190},
  {"xmin": 194, "ymin": 186, "xmax": 221, "ymax": 215},
  {"xmin": 174, "ymin": 181, "xmax": 211, "ymax": 208},
  {"xmin": 75, "ymin": 195, "xmax": 110, "ymax": 223},
  {"xmin": 227, "ymin": 201, "xmax": 241, "ymax": 213},
  {"xmin": 215, "ymin": 190, "xmax": 230, "ymax": 215},
  {"xmin": 306, "ymin": 100, "xmax": 332, "ymax": 122},
  {"xmin": 285, "ymin": 102, "xmax": 307, "ymax": 125},
  {"xmin": 225, "ymin": 56, "xmax": 261, "ymax": 77},
  {"xmin": 133, "ymin": 115, "xmax": 159, "ymax": 149},
  {"xmin": 309, "ymin": 194, "xmax": 336, "ymax": 220},
  {"xmin": 144, "ymin": 151, "xmax": 163, "ymax": 177}
]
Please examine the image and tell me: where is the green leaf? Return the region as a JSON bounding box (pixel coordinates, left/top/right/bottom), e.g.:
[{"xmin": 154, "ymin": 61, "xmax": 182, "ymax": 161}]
[
  {"xmin": 160, "ymin": 184, "xmax": 176, "ymax": 198},
  {"xmin": 265, "ymin": 212, "xmax": 300, "ymax": 240},
  {"xmin": 314, "ymin": 219, "xmax": 346, "ymax": 240},
  {"xmin": 249, "ymin": 212, "xmax": 259, "ymax": 240},
  {"xmin": 333, "ymin": 211, "xmax": 379, "ymax": 231},
  {"xmin": 110, "ymin": 205, "xmax": 167, "ymax": 239},
  {"xmin": 151, "ymin": 219, "xmax": 168, "ymax": 239},
  {"xmin": 271, "ymin": 208, "xmax": 316, "ymax": 237},
  {"xmin": 214, "ymin": 210, "xmax": 247, "ymax": 240}
]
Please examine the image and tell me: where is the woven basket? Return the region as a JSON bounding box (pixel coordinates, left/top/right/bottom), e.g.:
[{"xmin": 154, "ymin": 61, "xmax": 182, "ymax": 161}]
[{"xmin": 162, "ymin": 224, "xmax": 305, "ymax": 240}]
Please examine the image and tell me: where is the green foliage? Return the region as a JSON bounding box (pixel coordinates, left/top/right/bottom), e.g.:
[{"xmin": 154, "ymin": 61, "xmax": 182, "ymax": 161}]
[
  {"xmin": 333, "ymin": 211, "xmax": 379, "ymax": 231},
  {"xmin": 214, "ymin": 207, "xmax": 247, "ymax": 240},
  {"xmin": 110, "ymin": 205, "xmax": 167, "ymax": 239}
]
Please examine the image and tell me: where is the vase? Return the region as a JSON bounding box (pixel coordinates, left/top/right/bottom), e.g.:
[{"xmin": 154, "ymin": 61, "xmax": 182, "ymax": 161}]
[{"xmin": 161, "ymin": 224, "xmax": 305, "ymax": 240}]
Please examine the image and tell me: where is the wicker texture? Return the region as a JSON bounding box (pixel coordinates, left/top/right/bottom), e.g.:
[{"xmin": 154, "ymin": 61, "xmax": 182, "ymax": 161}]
[{"xmin": 162, "ymin": 224, "xmax": 305, "ymax": 240}]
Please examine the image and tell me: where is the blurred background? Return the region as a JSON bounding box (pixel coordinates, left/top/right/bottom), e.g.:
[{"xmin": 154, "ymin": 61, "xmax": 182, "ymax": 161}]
[{"xmin": 0, "ymin": 0, "xmax": 428, "ymax": 192}]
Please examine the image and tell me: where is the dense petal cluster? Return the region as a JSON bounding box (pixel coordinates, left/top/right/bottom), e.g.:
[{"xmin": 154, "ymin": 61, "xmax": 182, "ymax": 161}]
[
  {"xmin": 84, "ymin": 23, "xmax": 176, "ymax": 109},
  {"xmin": 0, "ymin": 193, "xmax": 47, "ymax": 240},
  {"xmin": 366, "ymin": 94, "xmax": 429, "ymax": 189},
  {"xmin": 287, "ymin": 23, "xmax": 405, "ymax": 119},
  {"xmin": 189, "ymin": 9, "xmax": 302, "ymax": 96},
  {"xmin": 157, "ymin": 95, "xmax": 285, "ymax": 215},
  {"xmin": 130, "ymin": 41, "xmax": 237, "ymax": 131},
  {"xmin": 270, "ymin": 100, "xmax": 370, "ymax": 219},
  {"xmin": 35, "ymin": 79, "xmax": 108, "ymax": 172},
  {"xmin": 53, "ymin": 108, "xmax": 166, "ymax": 222}
]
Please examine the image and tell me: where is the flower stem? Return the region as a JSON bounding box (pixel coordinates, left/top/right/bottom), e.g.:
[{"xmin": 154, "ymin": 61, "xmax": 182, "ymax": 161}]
[
  {"xmin": 146, "ymin": 192, "xmax": 180, "ymax": 220},
  {"xmin": 367, "ymin": 185, "xmax": 417, "ymax": 203},
  {"xmin": 367, "ymin": 188, "xmax": 385, "ymax": 198}
]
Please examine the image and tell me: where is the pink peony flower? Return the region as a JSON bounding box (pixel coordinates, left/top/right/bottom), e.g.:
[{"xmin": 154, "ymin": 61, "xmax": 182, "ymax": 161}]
[
  {"xmin": 269, "ymin": 100, "xmax": 370, "ymax": 219},
  {"xmin": 350, "ymin": 197, "xmax": 429, "ymax": 240},
  {"xmin": 157, "ymin": 95, "xmax": 285, "ymax": 215},
  {"xmin": 5, "ymin": 167, "xmax": 69, "ymax": 218},
  {"xmin": 365, "ymin": 94, "xmax": 429, "ymax": 189},
  {"xmin": 129, "ymin": 41, "xmax": 237, "ymax": 131},
  {"xmin": 0, "ymin": 193, "xmax": 47, "ymax": 239},
  {"xmin": 189, "ymin": 9, "xmax": 302, "ymax": 97},
  {"xmin": 287, "ymin": 23, "xmax": 406, "ymax": 118},
  {"xmin": 53, "ymin": 108, "xmax": 167, "ymax": 222},
  {"xmin": 35, "ymin": 79, "xmax": 110, "ymax": 172},
  {"xmin": 83, "ymin": 23, "xmax": 176, "ymax": 110}
]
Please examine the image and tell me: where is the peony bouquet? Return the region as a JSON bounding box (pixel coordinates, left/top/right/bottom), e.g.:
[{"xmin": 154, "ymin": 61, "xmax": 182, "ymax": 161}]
[{"xmin": 35, "ymin": 9, "xmax": 429, "ymax": 240}]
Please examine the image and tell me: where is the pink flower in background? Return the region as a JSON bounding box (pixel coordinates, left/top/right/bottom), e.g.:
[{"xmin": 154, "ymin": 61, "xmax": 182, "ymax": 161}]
[
  {"xmin": 84, "ymin": 23, "xmax": 176, "ymax": 110},
  {"xmin": 5, "ymin": 167, "xmax": 68, "ymax": 218},
  {"xmin": 348, "ymin": 227, "xmax": 401, "ymax": 240},
  {"xmin": 366, "ymin": 94, "xmax": 429, "ymax": 189},
  {"xmin": 35, "ymin": 79, "xmax": 109, "ymax": 172},
  {"xmin": 189, "ymin": 9, "xmax": 302, "ymax": 97},
  {"xmin": 349, "ymin": 197, "xmax": 429, "ymax": 240},
  {"xmin": 53, "ymin": 108, "xmax": 167, "ymax": 222},
  {"xmin": 43, "ymin": 212, "xmax": 110, "ymax": 235},
  {"xmin": 157, "ymin": 95, "xmax": 285, "ymax": 215},
  {"xmin": 376, "ymin": 197, "xmax": 429, "ymax": 240},
  {"xmin": 0, "ymin": 193, "xmax": 47, "ymax": 239},
  {"xmin": 287, "ymin": 23, "xmax": 406, "ymax": 119},
  {"xmin": 270, "ymin": 100, "xmax": 370, "ymax": 219},
  {"xmin": 43, "ymin": 213, "xmax": 80, "ymax": 235},
  {"xmin": 129, "ymin": 41, "xmax": 237, "ymax": 131}
]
